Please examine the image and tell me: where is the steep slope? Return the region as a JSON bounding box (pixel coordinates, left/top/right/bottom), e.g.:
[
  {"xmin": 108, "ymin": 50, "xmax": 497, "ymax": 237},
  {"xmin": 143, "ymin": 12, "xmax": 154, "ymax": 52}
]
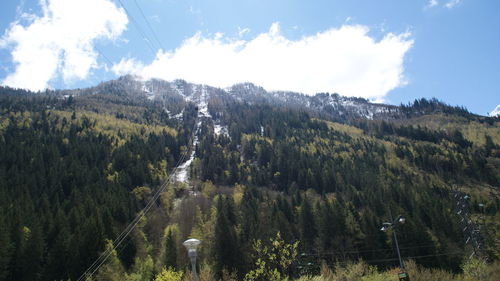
[{"xmin": 0, "ymin": 78, "xmax": 498, "ymax": 281}]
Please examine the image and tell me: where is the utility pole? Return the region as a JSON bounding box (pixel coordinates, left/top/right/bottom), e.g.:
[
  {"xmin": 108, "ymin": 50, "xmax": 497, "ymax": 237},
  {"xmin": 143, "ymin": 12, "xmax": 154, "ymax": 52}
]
[{"xmin": 381, "ymin": 213, "xmax": 410, "ymax": 281}]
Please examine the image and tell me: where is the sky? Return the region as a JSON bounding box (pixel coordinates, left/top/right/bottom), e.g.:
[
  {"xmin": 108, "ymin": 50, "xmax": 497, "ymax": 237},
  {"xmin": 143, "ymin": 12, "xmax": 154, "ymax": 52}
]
[{"xmin": 0, "ymin": 0, "xmax": 498, "ymax": 116}]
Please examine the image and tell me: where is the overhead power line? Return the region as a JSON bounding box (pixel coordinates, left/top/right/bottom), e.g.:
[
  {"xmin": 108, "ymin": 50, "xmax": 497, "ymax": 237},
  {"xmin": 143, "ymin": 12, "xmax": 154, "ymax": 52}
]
[
  {"xmin": 133, "ymin": 0, "xmax": 164, "ymax": 51},
  {"xmin": 364, "ymin": 251, "xmax": 464, "ymax": 264},
  {"xmin": 78, "ymin": 142, "xmax": 190, "ymax": 281},
  {"xmin": 94, "ymin": 45, "xmax": 114, "ymax": 67},
  {"xmin": 117, "ymin": 0, "xmax": 157, "ymax": 57},
  {"xmin": 77, "ymin": 110, "xmax": 199, "ymax": 281}
]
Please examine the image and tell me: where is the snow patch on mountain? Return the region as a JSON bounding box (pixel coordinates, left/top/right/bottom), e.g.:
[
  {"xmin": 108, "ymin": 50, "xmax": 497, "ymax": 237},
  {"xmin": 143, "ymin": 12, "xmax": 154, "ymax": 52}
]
[
  {"xmin": 173, "ymin": 109, "xmax": 184, "ymax": 120},
  {"xmin": 198, "ymin": 85, "xmax": 210, "ymax": 118},
  {"xmin": 175, "ymin": 147, "xmax": 196, "ymax": 182},
  {"xmin": 170, "ymin": 81, "xmax": 187, "ymax": 99},
  {"xmin": 489, "ymin": 104, "xmax": 500, "ymax": 117},
  {"xmin": 174, "ymin": 84, "xmax": 220, "ymax": 182},
  {"xmin": 214, "ymin": 124, "xmax": 228, "ymax": 136},
  {"xmin": 129, "ymin": 76, "xmax": 405, "ymax": 128},
  {"xmin": 141, "ymin": 83, "xmax": 157, "ymax": 100}
]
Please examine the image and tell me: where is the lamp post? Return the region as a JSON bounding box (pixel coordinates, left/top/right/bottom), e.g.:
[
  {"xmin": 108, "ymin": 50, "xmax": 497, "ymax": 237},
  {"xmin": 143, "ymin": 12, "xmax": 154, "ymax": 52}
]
[
  {"xmin": 381, "ymin": 214, "xmax": 410, "ymax": 281},
  {"xmin": 183, "ymin": 238, "xmax": 201, "ymax": 281}
]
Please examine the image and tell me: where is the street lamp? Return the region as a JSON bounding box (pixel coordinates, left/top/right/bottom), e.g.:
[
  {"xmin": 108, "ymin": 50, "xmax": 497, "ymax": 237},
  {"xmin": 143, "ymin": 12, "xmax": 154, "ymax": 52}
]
[
  {"xmin": 183, "ymin": 238, "xmax": 201, "ymax": 281},
  {"xmin": 381, "ymin": 215, "xmax": 410, "ymax": 281}
]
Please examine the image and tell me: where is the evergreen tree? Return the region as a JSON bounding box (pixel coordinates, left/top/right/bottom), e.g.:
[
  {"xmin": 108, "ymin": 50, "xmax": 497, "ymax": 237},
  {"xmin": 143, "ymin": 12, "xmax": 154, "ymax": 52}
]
[
  {"xmin": 299, "ymin": 197, "xmax": 317, "ymax": 252},
  {"xmin": 164, "ymin": 228, "xmax": 177, "ymax": 269},
  {"xmin": 0, "ymin": 215, "xmax": 12, "ymax": 280},
  {"xmin": 213, "ymin": 196, "xmax": 240, "ymax": 278}
]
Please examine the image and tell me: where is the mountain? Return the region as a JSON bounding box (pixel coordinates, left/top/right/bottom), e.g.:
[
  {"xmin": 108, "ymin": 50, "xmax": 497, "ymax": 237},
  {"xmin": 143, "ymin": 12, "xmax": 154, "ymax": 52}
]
[
  {"xmin": 0, "ymin": 77, "xmax": 498, "ymax": 281},
  {"xmin": 56, "ymin": 75, "xmax": 476, "ymax": 122}
]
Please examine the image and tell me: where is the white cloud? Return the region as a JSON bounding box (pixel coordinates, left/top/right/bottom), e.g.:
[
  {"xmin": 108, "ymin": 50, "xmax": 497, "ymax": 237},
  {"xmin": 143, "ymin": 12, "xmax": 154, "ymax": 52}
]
[
  {"xmin": 445, "ymin": 0, "xmax": 461, "ymax": 9},
  {"xmin": 490, "ymin": 104, "xmax": 500, "ymax": 117},
  {"xmin": 428, "ymin": 0, "xmax": 439, "ymax": 8},
  {"xmin": 0, "ymin": 0, "xmax": 128, "ymax": 91},
  {"xmin": 124, "ymin": 23, "xmax": 413, "ymax": 101},
  {"xmin": 112, "ymin": 57, "xmax": 144, "ymax": 76}
]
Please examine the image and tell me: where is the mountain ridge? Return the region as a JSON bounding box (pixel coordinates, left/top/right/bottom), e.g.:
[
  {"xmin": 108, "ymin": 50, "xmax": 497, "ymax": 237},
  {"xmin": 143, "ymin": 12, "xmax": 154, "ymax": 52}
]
[{"xmin": 0, "ymin": 74, "xmax": 482, "ymax": 122}]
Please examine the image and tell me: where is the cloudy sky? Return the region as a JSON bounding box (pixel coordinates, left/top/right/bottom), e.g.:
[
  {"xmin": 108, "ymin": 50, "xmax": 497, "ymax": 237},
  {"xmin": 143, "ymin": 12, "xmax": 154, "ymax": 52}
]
[{"xmin": 0, "ymin": 0, "xmax": 498, "ymax": 115}]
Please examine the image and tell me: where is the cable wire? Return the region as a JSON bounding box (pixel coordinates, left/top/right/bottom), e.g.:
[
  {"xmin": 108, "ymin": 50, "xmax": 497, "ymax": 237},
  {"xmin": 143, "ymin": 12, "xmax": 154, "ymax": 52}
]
[
  {"xmin": 133, "ymin": 0, "xmax": 164, "ymax": 51},
  {"xmin": 94, "ymin": 45, "xmax": 114, "ymax": 67},
  {"xmin": 316, "ymin": 243, "xmax": 440, "ymax": 256},
  {"xmin": 79, "ymin": 141, "xmax": 192, "ymax": 280},
  {"xmin": 79, "ymin": 138, "xmax": 192, "ymax": 280},
  {"xmin": 77, "ymin": 107, "xmax": 199, "ymax": 281},
  {"xmin": 364, "ymin": 251, "xmax": 464, "ymax": 264},
  {"xmin": 116, "ymin": 0, "xmax": 157, "ymax": 57}
]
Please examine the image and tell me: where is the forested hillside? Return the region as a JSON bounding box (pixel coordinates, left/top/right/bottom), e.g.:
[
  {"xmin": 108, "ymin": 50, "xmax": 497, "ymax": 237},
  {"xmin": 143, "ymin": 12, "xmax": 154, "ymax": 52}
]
[{"xmin": 0, "ymin": 79, "xmax": 498, "ymax": 281}]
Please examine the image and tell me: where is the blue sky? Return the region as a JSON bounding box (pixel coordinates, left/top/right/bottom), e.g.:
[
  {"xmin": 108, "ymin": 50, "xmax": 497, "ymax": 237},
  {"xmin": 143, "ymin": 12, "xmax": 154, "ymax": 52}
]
[{"xmin": 0, "ymin": 0, "xmax": 499, "ymax": 115}]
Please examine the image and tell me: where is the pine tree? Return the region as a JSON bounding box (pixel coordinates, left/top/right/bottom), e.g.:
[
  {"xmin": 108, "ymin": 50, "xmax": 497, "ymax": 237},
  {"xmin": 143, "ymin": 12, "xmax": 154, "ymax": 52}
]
[
  {"xmin": 0, "ymin": 215, "xmax": 12, "ymax": 280},
  {"xmin": 164, "ymin": 228, "xmax": 177, "ymax": 269},
  {"xmin": 213, "ymin": 196, "xmax": 240, "ymax": 278},
  {"xmin": 299, "ymin": 197, "xmax": 317, "ymax": 252}
]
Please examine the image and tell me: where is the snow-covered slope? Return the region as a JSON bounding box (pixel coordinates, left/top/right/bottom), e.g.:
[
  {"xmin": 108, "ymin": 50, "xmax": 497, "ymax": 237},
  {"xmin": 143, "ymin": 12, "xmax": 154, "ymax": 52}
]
[
  {"xmin": 171, "ymin": 84, "xmax": 229, "ymax": 183},
  {"xmin": 225, "ymin": 82, "xmax": 403, "ymax": 121},
  {"xmin": 76, "ymin": 75, "xmax": 404, "ymax": 123},
  {"xmin": 95, "ymin": 76, "xmax": 404, "ymax": 122},
  {"xmin": 79, "ymin": 75, "xmax": 475, "ymax": 125},
  {"xmin": 489, "ymin": 104, "xmax": 500, "ymax": 117}
]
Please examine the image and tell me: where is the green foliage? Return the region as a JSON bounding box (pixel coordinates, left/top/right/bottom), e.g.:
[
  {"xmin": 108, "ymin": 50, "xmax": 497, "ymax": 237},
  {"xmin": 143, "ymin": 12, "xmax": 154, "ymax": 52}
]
[
  {"xmin": 0, "ymin": 85, "xmax": 498, "ymax": 280},
  {"xmin": 293, "ymin": 259, "xmax": 500, "ymax": 281},
  {"xmin": 95, "ymin": 240, "xmax": 126, "ymax": 281},
  {"xmin": 299, "ymin": 198, "xmax": 317, "ymax": 252},
  {"xmin": 0, "ymin": 215, "xmax": 12, "ymax": 280},
  {"xmin": 153, "ymin": 267, "xmax": 183, "ymax": 281},
  {"xmin": 244, "ymin": 232, "xmax": 299, "ymax": 281},
  {"xmin": 49, "ymin": 109, "xmax": 177, "ymax": 144},
  {"xmin": 126, "ymin": 255, "xmax": 155, "ymax": 281},
  {"xmin": 213, "ymin": 196, "xmax": 241, "ymax": 278},
  {"xmin": 461, "ymin": 258, "xmax": 491, "ymax": 281},
  {"xmin": 164, "ymin": 227, "xmax": 178, "ymax": 269},
  {"xmin": 0, "ymin": 90, "xmax": 191, "ymax": 280}
]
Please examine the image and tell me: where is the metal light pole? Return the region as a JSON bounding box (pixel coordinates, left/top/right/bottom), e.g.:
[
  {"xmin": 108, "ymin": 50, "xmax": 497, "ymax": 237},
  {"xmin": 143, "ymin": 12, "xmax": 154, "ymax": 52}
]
[
  {"xmin": 183, "ymin": 238, "xmax": 201, "ymax": 281},
  {"xmin": 381, "ymin": 214, "xmax": 410, "ymax": 281}
]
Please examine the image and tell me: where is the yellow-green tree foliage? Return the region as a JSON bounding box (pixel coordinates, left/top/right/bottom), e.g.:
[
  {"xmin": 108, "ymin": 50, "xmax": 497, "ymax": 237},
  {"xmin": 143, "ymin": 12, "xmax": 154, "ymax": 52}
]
[
  {"xmin": 95, "ymin": 240, "xmax": 126, "ymax": 281},
  {"xmin": 461, "ymin": 258, "xmax": 495, "ymax": 281},
  {"xmin": 244, "ymin": 232, "xmax": 299, "ymax": 281},
  {"xmin": 126, "ymin": 255, "xmax": 154, "ymax": 281},
  {"xmin": 153, "ymin": 267, "xmax": 183, "ymax": 281}
]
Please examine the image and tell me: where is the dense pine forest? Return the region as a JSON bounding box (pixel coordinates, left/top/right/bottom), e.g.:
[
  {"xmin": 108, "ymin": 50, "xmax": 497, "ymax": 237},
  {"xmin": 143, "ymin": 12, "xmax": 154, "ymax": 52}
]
[{"xmin": 0, "ymin": 78, "xmax": 498, "ymax": 281}]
